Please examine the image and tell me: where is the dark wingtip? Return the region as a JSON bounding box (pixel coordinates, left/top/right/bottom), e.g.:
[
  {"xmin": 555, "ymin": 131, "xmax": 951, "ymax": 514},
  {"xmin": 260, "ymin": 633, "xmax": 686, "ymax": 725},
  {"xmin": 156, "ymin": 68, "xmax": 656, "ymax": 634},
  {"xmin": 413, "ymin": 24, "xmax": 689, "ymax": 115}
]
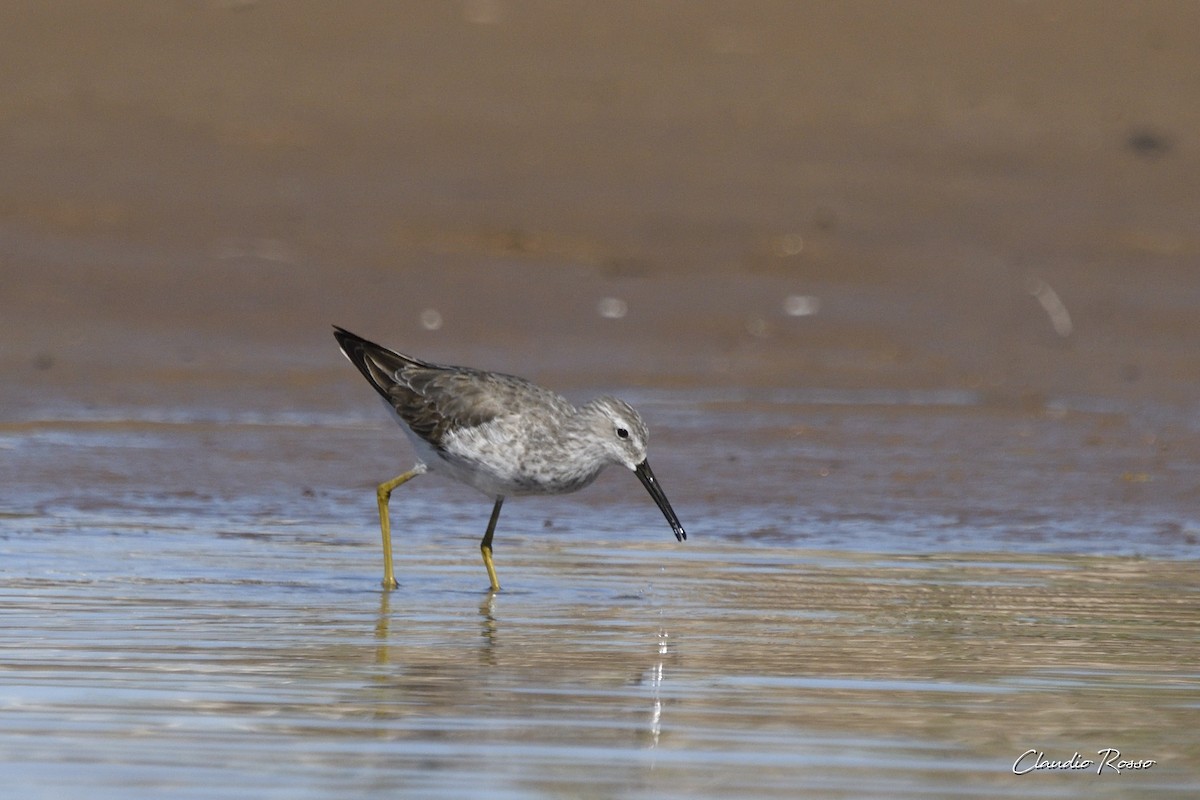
[
  {"xmin": 331, "ymin": 326, "xmax": 393, "ymax": 401},
  {"xmin": 332, "ymin": 325, "xmax": 363, "ymax": 351}
]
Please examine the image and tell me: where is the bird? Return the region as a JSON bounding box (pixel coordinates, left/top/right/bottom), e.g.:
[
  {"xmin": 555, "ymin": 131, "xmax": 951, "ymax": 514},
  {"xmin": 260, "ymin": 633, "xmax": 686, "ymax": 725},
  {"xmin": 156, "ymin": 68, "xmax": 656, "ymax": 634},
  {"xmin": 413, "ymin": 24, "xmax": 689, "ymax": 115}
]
[{"xmin": 332, "ymin": 326, "xmax": 686, "ymax": 591}]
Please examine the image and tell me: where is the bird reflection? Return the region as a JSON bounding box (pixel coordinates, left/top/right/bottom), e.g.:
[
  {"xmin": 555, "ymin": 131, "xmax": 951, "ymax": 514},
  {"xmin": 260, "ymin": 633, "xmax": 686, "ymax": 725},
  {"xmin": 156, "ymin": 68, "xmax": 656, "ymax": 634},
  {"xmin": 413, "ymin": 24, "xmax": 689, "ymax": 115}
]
[
  {"xmin": 479, "ymin": 593, "xmax": 499, "ymax": 666},
  {"xmin": 374, "ymin": 590, "xmax": 392, "ymax": 664},
  {"xmin": 370, "ymin": 586, "xmax": 674, "ymax": 755}
]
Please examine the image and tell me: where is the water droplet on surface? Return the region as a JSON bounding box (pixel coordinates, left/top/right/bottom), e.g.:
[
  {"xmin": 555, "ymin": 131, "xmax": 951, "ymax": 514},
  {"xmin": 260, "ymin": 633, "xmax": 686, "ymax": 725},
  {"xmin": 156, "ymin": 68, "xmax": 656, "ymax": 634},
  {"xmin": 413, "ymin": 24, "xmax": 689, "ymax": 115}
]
[
  {"xmin": 419, "ymin": 309, "xmax": 443, "ymax": 330},
  {"xmin": 597, "ymin": 297, "xmax": 628, "ymax": 319}
]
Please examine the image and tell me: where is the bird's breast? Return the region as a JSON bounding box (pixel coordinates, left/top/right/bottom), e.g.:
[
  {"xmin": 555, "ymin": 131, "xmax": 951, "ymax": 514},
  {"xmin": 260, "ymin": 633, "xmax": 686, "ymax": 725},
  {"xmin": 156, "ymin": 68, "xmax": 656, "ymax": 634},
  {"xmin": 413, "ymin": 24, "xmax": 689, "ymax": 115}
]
[{"xmin": 437, "ymin": 419, "xmax": 605, "ymax": 497}]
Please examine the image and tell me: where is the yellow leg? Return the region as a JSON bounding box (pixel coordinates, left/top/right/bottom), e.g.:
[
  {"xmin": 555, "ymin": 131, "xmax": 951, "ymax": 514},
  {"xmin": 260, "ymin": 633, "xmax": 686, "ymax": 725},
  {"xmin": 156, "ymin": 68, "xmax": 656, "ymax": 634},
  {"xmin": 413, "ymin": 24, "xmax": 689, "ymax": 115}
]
[
  {"xmin": 376, "ymin": 464, "xmax": 426, "ymax": 590},
  {"xmin": 480, "ymin": 496, "xmax": 505, "ymax": 592}
]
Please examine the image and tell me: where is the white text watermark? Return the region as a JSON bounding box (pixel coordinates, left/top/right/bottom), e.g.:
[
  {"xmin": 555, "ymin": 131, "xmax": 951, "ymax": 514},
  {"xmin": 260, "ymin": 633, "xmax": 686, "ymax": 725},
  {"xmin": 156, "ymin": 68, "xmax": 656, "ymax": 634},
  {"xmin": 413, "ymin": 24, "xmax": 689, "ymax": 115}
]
[{"xmin": 1013, "ymin": 749, "xmax": 1156, "ymax": 775}]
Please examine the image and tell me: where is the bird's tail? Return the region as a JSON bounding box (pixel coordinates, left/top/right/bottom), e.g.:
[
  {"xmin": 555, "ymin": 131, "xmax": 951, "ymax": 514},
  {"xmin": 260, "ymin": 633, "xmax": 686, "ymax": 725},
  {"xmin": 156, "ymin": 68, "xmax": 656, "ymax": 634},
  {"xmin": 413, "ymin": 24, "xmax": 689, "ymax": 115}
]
[{"xmin": 332, "ymin": 326, "xmax": 432, "ymax": 401}]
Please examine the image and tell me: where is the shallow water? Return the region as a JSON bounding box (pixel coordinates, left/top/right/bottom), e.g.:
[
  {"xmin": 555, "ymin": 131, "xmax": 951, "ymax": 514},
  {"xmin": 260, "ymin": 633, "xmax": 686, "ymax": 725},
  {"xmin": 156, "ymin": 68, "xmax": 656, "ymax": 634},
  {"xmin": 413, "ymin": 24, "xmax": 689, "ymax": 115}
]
[{"xmin": 2, "ymin": 397, "xmax": 1197, "ymax": 799}]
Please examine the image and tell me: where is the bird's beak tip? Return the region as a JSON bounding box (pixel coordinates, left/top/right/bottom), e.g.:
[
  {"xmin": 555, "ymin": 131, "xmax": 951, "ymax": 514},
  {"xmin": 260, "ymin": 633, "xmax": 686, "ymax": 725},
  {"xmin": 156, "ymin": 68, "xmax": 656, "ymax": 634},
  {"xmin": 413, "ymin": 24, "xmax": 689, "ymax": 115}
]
[{"xmin": 634, "ymin": 459, "xmax": 685, "ymax": 543}]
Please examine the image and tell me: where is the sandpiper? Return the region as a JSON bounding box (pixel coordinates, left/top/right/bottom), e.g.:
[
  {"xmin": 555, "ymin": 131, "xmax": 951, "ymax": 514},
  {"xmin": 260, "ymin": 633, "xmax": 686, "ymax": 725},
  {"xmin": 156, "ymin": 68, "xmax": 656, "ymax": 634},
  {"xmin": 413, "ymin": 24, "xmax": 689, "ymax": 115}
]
[{"xmin": 333, "ymin": 327, "xmax": 686, "ymax": 590}]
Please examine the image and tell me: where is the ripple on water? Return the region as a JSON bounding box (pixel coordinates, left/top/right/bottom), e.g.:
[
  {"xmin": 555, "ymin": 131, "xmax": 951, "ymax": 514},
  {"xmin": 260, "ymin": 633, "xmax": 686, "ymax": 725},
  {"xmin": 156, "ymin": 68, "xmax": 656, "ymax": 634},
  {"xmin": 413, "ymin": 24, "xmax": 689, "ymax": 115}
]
[{"xmin": 1, "ymin": 398, "xmax": 1198, "ymax": 797}]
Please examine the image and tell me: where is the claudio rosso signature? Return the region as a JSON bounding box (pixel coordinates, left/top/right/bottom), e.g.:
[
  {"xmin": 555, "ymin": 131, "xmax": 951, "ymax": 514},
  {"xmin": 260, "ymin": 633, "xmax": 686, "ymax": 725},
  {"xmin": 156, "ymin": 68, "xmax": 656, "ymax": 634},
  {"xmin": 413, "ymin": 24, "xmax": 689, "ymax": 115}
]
[{"xmin": 1013, "ymin": 748, "xmax": 1157, "ymax": 775}]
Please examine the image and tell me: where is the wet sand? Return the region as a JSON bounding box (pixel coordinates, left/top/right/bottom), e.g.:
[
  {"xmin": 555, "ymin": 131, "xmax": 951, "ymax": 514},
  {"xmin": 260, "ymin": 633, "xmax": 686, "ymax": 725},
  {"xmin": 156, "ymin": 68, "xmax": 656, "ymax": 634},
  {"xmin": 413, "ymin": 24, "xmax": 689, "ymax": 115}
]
[{"xmin": 2, "ymin": 2, "xmax": 1199, "ymax": 797}]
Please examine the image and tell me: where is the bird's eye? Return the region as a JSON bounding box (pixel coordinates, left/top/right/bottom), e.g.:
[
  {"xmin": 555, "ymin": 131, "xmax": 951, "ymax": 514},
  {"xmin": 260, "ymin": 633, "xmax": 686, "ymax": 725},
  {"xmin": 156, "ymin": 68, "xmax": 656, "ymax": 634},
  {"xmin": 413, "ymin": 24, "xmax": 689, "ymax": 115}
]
[{"xmin": 616, "ymin": 427, "xmax": 629, "ymax": 439}]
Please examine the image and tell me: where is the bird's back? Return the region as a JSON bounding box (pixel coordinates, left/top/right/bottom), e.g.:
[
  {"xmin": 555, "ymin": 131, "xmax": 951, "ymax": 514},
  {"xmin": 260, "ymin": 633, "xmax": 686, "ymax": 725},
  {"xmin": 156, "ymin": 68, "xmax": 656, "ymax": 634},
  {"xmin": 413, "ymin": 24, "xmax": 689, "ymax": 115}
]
[{"xmin": 333, "ymin": 327, "xmax": 574, "ymax": 454}]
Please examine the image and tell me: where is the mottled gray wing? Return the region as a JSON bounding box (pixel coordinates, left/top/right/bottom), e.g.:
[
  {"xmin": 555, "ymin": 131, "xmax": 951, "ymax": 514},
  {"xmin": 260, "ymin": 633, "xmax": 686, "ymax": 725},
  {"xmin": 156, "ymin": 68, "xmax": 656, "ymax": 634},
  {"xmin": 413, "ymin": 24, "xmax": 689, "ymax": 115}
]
[
  {"xmin": 334, "ymin": 326, "xmax": 566, "ymax": 451},
  {"xmin": 386, "ymin": 366, "xmax": 521, "ymax": 447}
]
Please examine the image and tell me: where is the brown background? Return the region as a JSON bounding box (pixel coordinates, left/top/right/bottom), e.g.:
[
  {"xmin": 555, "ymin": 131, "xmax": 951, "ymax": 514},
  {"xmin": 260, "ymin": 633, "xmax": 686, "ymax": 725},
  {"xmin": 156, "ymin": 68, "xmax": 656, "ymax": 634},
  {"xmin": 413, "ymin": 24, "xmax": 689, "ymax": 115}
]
[{"xmin": 2, "ymin": 0, "xmax": 1197, "ymax": 417}]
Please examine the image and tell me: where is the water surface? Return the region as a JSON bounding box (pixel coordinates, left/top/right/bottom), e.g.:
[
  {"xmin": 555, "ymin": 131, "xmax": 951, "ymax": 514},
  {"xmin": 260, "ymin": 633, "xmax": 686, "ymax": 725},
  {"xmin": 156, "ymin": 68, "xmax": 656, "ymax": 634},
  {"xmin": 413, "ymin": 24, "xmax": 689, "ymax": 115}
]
[{"xmin": 3, "ymin": 399, "xmax": 1197, "ymax": 799}]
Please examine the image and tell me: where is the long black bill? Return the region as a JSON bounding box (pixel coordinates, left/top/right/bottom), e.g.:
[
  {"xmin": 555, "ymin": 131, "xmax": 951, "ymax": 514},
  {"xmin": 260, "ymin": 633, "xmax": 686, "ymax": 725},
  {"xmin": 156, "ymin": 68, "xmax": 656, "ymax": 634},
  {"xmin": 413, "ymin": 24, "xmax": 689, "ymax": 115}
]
[{"xmin": 634, "ymin": 460, "xmax": 686, "ymax": 541}]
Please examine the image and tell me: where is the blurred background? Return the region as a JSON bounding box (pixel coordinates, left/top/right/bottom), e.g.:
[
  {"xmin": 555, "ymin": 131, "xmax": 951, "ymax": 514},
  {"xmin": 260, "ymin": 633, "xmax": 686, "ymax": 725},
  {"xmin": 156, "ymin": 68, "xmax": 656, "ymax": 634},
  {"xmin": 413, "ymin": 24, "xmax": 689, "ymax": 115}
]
[
  {"xmin": 2, "ymin": 0, "xmax": 1197, "ymax": 420},
  {"xmin": 3, "ymin": 5, "xmax": 1199, "ymax": 796}
]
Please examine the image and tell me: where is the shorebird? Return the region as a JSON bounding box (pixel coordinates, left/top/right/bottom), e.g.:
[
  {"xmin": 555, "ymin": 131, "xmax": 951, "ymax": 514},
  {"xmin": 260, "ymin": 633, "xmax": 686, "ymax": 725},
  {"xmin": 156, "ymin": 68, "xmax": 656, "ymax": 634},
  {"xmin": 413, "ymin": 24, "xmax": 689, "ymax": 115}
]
[{"xmin": 333, "ymin": 326, "xmax": 686, "ymax": 590}]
